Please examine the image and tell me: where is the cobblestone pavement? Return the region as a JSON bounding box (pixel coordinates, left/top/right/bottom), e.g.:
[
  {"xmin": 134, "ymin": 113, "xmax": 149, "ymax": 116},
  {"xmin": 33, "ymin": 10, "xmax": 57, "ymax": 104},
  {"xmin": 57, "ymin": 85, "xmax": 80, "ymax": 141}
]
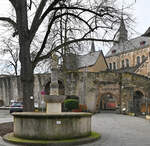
[
  {"xmin": 81, "ymin": 113, "xmax": 150, "ymax": 146},
  {"xmin": 1, "ymin": 113, "xmax": 150, "ymax": 146}
]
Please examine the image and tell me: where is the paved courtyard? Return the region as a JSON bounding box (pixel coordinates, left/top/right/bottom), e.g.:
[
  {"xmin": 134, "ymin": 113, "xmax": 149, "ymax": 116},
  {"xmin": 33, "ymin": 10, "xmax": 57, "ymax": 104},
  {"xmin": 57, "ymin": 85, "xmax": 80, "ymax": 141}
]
[
  {"xmin": 1, "ymin": 113, "xmax": 150, "ymax": 146},
  {"xmin": 82, "ymin": 113, "xmax": 150, "ymax": 146}
]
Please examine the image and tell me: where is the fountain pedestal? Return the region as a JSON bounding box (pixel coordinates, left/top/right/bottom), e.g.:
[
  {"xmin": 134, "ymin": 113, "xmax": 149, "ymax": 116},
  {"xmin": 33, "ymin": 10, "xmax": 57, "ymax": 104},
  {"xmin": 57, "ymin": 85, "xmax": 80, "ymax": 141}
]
[{"xmin": 44, "ymin": 95, "xmax": 66, "ymax": 113}]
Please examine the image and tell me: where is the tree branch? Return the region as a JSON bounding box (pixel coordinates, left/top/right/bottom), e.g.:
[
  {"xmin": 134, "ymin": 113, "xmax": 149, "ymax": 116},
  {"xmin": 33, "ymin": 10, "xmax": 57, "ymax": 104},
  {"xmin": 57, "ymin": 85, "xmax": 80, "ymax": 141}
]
[
  {"xmin": 0, "ymin": 17, "xmax": 17, "ymax": 29},
  {"xmin": 29, "ymin": 0, "xmax": 60, "ymax": 42},
  {"xmin": 36, "ymin": 38, "xmax": 117, "ymax": 63},
  {"xmin": 41, "ymin": 6, "xmax": 114, "ymax": 22},
  {"xmin": 32, "ymin": 11, "xmax": 58, "ymax": 68}
]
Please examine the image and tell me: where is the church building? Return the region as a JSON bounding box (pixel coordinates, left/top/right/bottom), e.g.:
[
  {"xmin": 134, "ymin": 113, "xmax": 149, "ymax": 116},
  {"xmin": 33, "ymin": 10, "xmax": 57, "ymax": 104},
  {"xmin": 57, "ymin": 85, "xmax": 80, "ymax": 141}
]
[{"xmin": 105, "ymin": 17, "xmax": 150, "ymax": 77}]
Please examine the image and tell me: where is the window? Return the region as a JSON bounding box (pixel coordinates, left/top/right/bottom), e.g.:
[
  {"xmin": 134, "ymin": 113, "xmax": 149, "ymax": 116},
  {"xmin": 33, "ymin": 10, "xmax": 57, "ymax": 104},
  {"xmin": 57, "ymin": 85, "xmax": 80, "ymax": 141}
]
[
  {"xmin": 126, "ymin": 59, "xmax": 129, "ymax": 68},
  {"xmin": 137, "ymin": 56, "xmax": 140, "ymax": 65},
  {"xmin": 112, "ymin": 50, "xmax": 116, "ymax": 54},
  {"xmin": 122, "ymin": 60, "xmax": 124, "ymax": 68},
  {"xmin": 140, "ymin": 41, "xmax": 146, "ymax": 46},
  {"xmin": 109, "ymin": 63, "xmax": 112, "ymax": 70},
  {"xmin": 113, "ymin": 62, "xmax": 116, "ymax": 70},
  {"xmin": 142, "ymin": 55, "xmax": 146, "ymax": 62}
]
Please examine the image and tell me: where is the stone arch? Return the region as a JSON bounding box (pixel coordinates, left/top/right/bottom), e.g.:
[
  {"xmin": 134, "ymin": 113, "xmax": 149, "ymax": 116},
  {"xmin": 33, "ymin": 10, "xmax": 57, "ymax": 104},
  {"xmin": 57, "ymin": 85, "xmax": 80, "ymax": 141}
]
[
  {"xmin": 96, "ymin": 85, "xmax": 120, "ymax": 112},
  {"xmin": 99, "ymin": 92, "xmax": 118, "ymax": 110},
  {"xmin": 134, "ymin": 88, "xmax": 145, "ymax": 97},
  {"xmin": 129, "ymin": 90, "xmax": 144, "ymax": 115}
]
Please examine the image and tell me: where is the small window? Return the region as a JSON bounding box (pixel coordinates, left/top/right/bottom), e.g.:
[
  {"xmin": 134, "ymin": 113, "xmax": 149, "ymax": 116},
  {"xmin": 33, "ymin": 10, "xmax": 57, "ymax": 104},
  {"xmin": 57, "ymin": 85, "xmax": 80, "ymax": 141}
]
[
  {"xmin": 137, "ymin": 56, "xmax": 140, "ymax": 65},
  {"xmin": 109, "ymin": 63, "xmax": 112, "ymax": 70},
  {"xmin": 140, "ymin": 41, "xmax": 146, "ymax": 46},
  {"xmin": 112, "ymin": 50, "xmax": 116, "ymax": 54},
  {"xmin": 126, "ymin": 59, "xmax": 129, "ymax": 67},
  {"xmin": 122, "ymin": 60, "xmax": 124, "ymax": 68},
  {"xmin": 142, "ymin": 55, "xmax": 146, "ymax": 62}
]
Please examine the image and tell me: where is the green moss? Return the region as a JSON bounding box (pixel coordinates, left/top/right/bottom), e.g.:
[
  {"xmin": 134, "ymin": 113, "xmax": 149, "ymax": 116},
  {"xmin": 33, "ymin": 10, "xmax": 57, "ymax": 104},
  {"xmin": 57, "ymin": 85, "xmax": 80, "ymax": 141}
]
[{"xmin": 3, "ymin": 132, "xmax": 101, "ymax": 145}]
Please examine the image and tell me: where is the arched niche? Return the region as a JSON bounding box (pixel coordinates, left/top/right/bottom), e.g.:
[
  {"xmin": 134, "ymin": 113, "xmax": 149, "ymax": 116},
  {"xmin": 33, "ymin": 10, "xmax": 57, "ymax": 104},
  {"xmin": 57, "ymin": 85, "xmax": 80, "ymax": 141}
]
[{"xmin": 44, "ymin": 80, "xmax": 65, "ymax": 95}]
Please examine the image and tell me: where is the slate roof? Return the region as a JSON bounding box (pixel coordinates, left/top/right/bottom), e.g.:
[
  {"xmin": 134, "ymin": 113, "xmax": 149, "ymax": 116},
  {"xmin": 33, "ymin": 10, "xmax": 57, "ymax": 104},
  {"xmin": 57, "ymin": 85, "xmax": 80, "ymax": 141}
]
[
  {"xmin": 105, "ymin": 36, "xmax": 150, "ymax": 57},
  {"xmin": 76, "ymin": 51, "xmax": 101, "ymax": 68},
  {"xmin": 65, "ymin": 51, "xmax": 104, "ymax": 70}
]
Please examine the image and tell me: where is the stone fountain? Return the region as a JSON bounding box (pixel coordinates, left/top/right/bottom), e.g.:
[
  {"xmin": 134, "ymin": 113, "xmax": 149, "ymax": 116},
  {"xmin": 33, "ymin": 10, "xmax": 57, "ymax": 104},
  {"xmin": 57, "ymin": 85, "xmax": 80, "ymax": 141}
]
[{"xmin": 3, "ymin": 53, "xmax": 99, "ymax": 145}]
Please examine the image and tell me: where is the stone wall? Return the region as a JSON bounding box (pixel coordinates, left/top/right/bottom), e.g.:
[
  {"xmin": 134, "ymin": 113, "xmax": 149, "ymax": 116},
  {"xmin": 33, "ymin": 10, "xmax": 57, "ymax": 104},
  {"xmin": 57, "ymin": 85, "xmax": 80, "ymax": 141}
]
[
  {"xmin": 0, "ymin": 74, "xmax": 52, "ymax": 106},
  {"xmin": 0, "ymin": 71, "xmax": 150, "ymax": 113},
  {"xmin": 66, "ymin": 71, "xmax": 150, "ymax": 112}
]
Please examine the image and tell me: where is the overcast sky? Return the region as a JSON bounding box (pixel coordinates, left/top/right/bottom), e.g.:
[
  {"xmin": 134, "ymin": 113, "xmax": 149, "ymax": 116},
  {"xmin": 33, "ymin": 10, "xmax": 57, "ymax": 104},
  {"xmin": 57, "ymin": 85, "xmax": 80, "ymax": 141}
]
[
  {"xmin": 0, "ymin": 0, "xmax": 150, "ymax": 35},
  {"xmin": 0, "ymin": 0, "xmax": 150, "ymax": 54}
]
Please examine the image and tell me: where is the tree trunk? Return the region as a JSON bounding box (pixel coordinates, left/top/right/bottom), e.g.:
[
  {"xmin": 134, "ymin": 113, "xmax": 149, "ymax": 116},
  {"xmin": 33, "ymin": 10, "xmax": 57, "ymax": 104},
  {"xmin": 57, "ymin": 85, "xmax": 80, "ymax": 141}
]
[
  {"xmin": 13, "ymin": 0, "xmax": 34, "ymax": 111},
  {"xmin": 20, "ymin": 42, "xmax": 34, "ymax": 112}
]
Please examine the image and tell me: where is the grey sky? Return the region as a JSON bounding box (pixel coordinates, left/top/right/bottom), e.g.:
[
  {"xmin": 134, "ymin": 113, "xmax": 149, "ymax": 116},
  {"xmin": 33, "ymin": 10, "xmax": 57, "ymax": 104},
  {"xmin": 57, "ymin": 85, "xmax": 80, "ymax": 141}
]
[
  {"xmin": 0, "ymin": 0, "xmax": 149, "ymax": 35},
  {"xmin": 0, "ymin": 0, "xmax": 150, "ymax": 54},
  {"xmin": 134, "ymin": 0, "xmax": 150, "ymax": 34}
]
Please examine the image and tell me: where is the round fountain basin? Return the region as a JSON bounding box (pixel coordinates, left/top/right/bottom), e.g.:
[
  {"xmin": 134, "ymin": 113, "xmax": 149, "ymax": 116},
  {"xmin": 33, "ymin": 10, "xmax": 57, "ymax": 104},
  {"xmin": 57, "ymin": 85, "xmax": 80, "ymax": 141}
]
[{"xmin": 13, "ymin": 112, "xmax": 92, "ymax": 140}]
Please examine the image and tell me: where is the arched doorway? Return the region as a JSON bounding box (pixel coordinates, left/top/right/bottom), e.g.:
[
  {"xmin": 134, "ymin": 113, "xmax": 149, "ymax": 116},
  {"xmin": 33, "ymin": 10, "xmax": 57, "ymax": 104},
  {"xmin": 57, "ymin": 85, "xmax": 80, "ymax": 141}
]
[
  {"xmin": 133, "ymin": 91, "xmax": 144, "ymax": 115},
  {"xmin": 100, "ymin": 93, "xmax": 117, "ymax": 111},
  {"xmin": 44, "ymin": 80, "xmax": 65, "ymax": 95}
]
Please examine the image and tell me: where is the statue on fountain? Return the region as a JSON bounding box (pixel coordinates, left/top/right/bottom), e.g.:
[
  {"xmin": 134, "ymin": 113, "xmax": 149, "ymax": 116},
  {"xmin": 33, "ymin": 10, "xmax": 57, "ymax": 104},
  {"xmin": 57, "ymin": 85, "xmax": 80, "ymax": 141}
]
[{"xmin": 44, "ymin": 52, "xmax": 66, "ymax": 113}]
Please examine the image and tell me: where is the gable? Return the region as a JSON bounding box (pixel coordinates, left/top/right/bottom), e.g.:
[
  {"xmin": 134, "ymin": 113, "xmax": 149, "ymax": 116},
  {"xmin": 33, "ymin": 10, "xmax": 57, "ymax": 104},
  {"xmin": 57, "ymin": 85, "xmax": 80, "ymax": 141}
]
[{"xmin": 79, "ymin": 52, "xmax": 108, "ymax": 72}]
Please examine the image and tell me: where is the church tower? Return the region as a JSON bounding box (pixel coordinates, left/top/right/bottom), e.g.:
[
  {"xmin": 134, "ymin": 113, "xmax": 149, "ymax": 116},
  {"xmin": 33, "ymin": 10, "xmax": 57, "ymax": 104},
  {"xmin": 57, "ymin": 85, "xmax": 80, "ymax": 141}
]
[{"xmin": 117, "ymin": 17, "xmax": 128, "ymax": 43}]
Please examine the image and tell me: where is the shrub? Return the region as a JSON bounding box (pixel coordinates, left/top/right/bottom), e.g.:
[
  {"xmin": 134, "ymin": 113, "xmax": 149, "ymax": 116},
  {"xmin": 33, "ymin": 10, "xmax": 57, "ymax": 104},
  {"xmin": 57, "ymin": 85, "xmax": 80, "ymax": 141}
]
[{"xmin": 64, "ymin": 99, "xmax": 79, "ymax": 111}]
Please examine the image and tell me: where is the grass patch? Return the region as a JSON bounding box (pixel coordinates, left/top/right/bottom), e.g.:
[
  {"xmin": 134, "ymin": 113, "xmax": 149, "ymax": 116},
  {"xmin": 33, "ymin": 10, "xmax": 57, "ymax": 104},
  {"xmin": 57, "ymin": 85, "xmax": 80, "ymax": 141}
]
[{"xmin": 3, "ymin": 132, "xmax": 101, "ymax": 145}]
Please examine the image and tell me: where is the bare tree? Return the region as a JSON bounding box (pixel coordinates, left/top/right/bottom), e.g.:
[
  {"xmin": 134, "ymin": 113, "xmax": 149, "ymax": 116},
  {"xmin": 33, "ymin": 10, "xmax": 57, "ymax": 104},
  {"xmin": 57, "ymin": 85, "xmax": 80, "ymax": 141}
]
[
  {"xmin": 2, "ymin": 38, "xmax": 19, "ymax": 76},
  {"xmin": 0, "ymin": 0, "xmax": 128, "ymax": 111}
]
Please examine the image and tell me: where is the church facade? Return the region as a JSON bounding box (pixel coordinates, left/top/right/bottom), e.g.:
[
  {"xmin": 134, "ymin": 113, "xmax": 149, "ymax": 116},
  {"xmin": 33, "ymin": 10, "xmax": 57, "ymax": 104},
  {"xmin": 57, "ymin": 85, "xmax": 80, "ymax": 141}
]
[{"xmin": 105, "ymin": 18, "xmax": 150, "ymax": 77}]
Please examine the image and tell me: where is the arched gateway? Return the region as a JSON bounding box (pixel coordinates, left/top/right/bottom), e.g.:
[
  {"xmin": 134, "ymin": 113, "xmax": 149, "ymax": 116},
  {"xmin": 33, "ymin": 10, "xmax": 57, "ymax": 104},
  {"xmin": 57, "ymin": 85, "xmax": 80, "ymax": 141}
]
[
  {"xmin": 100, "ymin": 93, "xmax": 117, "ymax": 110},
  {"xmin": 66, "ymin": 71, "xmax": 150, "ymax": 114},
  {"xmin": 96, "ymin": 83, "xmax": 120, "ymax": 112}
]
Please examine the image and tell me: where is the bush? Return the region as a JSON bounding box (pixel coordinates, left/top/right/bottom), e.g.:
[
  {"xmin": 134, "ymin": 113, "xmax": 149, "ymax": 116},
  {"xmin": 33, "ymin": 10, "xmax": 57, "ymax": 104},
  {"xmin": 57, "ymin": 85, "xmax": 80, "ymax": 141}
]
[{"xmin": 64, "ymin": 99, "xmax": 79, "ymax": 111}]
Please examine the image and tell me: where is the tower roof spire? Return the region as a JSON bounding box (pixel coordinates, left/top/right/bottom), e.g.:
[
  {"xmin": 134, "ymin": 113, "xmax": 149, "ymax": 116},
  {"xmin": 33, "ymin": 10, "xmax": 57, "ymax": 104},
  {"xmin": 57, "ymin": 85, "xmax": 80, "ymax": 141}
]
[
  {"xmin": 90, "ymin": 40, "xmax": 95, "ymax": 52},
  {"xmin": 117, "ymin": 16, "xmax": 128, "ymax": 43}
]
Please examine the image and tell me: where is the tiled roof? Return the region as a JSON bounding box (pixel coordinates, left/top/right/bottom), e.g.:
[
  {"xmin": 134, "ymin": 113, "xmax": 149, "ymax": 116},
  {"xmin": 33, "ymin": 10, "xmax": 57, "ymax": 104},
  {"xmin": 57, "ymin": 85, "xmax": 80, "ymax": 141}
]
[{"xmin": 105, "ymin": 36, "xmax": 150, "ymax": 57}]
